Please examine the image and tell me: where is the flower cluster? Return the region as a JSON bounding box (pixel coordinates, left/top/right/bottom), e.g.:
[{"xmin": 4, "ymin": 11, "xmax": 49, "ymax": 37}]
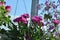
[
  {"xmin": 13, "ymin": 0, "xmax": 60, "ymax": 39},
  {"xmin": 0, "ymin": 0, "xmax": 60, "ymax": 40},
  {"xmin": 0, "ymin": 1, "xmax": 11, "ymax": 15},
  {"xmin": 13, "ymin": 14, "xmax": 44, "ymax": 26},
  {"xmin": 13, "ymin": 14, "xmax": 29, "ymax": 24},
  {"xmin": 31, "ymin": 16, "xmax": 44, "ymax": 26},
  {"xmin": 0, "ymin": 0, "xmax": 11, "ymax": 26}
]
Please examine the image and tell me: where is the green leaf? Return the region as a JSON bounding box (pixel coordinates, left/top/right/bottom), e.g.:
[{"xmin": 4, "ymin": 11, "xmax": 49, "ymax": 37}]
[
  {"xmin": 51, "ymin": 37, "xmax": 55, "ymax": 40},
  {"xmin": 0, "ymin": 21, "xmax": 2, "ymax": 26},
  {"xmin": 0, "ymin": 0, "xmax": 4, "ymax": 2},
  {"xmin": 3, "ymin": 22, "xmax": 6, "ymax": 26},
  {"xmin": 8, "ymin": 16, "xmax": 11, "ymax": 18}
]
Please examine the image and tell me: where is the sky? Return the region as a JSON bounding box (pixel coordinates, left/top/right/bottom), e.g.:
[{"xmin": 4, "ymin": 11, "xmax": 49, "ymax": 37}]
[
  {"xmin": 4, "ymin": 0, "xmax": 47, "ymax": 19},
  {"xmin": 5, "ymin": 0, "xmax": 32, "ymax": 19},
  {"xmin": 4, "ymin": 0, "xmax": 58, "ymax": 19}
]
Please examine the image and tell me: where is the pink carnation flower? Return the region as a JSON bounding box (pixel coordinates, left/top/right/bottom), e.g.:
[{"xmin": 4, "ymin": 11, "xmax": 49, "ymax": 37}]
[
  {"xmin": 13, "ymin": 16, "xmax": 28, "ymax": 24},
  {"xmin": 31, "ymin": 16, "xmax": 43, "ymax": 25},
  {"xmin": 21, "ymin": 13, "xmax": 29, "ymax": 18},
  {"xmin": 5, "ymin": 6, "xmax": 11, "ymax": 12},
  {"xmin": 52, "ymin": 19, "xmax": 60, "ymax": 24},
  {"xmin": 0, "ymin": 2, "xmax": 6, "ymax": 6}
]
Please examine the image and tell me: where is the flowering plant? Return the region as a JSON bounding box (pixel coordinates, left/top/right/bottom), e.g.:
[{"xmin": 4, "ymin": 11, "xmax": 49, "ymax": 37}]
[{"xmin": 0, "ymin": 0, "xmax": 60, "ymax": 40}]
